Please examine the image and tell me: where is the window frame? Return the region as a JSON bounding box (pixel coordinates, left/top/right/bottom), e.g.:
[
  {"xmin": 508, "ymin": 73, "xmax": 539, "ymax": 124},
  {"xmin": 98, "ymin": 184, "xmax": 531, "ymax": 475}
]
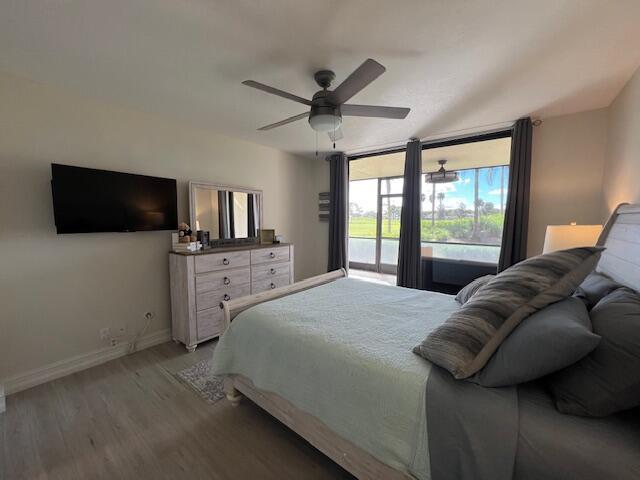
[{"xmin": 347, "ymin": 129, "xmax": 512, "ymax": 268}]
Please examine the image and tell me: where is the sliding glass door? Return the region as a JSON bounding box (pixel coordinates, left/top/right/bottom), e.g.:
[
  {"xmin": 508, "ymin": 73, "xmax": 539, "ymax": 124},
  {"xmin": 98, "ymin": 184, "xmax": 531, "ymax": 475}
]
[
  {"xmin": 349, "ymin": 176, "xmax": 403, "ymax": 274},
  {"xmin": 348, "ymin": 131, "xmax": 513, "ymax": 275}
]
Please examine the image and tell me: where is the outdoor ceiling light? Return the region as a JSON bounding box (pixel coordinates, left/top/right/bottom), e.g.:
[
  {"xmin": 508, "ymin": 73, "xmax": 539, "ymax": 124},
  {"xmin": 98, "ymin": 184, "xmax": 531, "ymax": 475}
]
[{"xmin": 425, "ymin": 159, "xmax": 459, "ymax": 184}]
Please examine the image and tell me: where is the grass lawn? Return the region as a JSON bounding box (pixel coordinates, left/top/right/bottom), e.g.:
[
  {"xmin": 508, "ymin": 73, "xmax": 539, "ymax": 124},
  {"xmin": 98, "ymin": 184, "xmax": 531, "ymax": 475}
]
[{"xmin": 349, "ymin": 213, "xmax": 505, "ymax": 243}]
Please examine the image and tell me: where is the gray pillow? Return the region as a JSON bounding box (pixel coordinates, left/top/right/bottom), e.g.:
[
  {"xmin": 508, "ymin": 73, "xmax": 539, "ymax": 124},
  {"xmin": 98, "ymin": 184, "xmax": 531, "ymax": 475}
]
[
  {"xmin": 548, "ymin": 287, "xmax": 640, "ymax": 417},
  {"xmin": 470, "ymin": 297, "xmax": 600, "ymax": 387},
  {"xmin": 455, "ymin": 275, "xmax": 495, "ymax": 305},
  {"xmin": 414, "ymin": 247, "xmax": 604, "ymax": 379},
  {"xmin": 573, "ymin": 271, "xmax": 621, "ymax": 309}
]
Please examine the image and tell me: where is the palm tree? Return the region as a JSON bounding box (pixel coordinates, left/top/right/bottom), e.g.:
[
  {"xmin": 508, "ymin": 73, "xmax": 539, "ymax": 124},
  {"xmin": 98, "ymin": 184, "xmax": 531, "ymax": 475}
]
[
  {"xmin": 500, "ymin": 166, "xmax": 505, "ymax": 214},
  {"xmin": 437, "ymin": 192, "xmax": 446, "ymax": 219},
  {"xmin": 473, "ymin": 169, "xmax": 480, "ymax": 238},
  {"xmin": 430, "ymin": 184, "xmax": 436, "ymax": 226}
]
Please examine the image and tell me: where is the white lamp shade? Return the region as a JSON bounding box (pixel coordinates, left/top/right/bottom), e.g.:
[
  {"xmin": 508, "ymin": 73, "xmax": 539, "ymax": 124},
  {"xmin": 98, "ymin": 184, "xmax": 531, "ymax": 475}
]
[{"xmin": 543, "ymin": 224, "xmax": 603, "ymax": 254}]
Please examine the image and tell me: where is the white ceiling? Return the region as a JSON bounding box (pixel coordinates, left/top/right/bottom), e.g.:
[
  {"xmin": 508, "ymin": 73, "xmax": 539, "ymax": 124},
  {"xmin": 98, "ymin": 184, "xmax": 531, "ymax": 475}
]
[{"xmin": 1, "ymin": 0, "xmax": 639, "ymax": 158}]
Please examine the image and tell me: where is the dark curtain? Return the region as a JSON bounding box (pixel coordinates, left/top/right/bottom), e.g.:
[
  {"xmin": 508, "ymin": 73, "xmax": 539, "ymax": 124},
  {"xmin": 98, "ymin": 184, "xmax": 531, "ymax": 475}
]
[
  {"xmin": 247, "ymin": 193, "xmax": 256, "ymax": 237},
  {"xmin": 397, "ymin": 139, "xmax": 422, "ymax": 288},
  {"xmin": 327, "ymin": 152, "xmax": 348, "ymax": 272},
  {"xmin": 227, "ymin": 192, "xmax": 235, "ymax": 238},
  {"xmin": 498, "ymin": 117, "xmax": 533, "ymax": 271},
  {"xmin": 218, "ymin": 191, "xmax": 230, "ymax": 239}
]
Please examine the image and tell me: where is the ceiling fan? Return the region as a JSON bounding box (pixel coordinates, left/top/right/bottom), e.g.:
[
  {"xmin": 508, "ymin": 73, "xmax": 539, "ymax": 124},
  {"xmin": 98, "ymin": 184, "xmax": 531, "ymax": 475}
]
[{"xmin": 242, "ymin": 58, "xmax": 410, "ymax": 144}]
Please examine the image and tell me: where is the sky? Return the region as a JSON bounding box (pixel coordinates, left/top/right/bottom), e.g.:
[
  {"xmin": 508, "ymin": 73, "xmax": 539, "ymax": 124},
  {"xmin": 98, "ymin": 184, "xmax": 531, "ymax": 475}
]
[{"xmin": 350, "ymin": 166, "xmax": 509, "ymax": 214}]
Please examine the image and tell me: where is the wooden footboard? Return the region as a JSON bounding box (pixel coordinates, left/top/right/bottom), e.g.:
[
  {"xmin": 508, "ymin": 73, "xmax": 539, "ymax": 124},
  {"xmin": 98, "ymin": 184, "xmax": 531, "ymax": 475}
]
[
  {"xmin": 221, "ymin": 268, "xmax": 347, "ymax": 330},
  {"xmin": 224, "ymin": 374, "xmax": 414, "ymax": 480}
]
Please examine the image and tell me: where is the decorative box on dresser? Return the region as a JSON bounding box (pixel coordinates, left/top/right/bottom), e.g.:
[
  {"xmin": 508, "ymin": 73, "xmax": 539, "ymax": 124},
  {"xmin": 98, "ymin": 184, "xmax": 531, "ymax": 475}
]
[{"xmin": 169, "ymin": 243, "xmax": 294, "ymax": 352}]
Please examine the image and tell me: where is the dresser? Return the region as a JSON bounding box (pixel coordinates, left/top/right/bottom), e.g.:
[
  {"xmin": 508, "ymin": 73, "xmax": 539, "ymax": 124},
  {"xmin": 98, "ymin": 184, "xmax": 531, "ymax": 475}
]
[{"xmin": 169, "ymin": 243, "xmax": 294, "ymax": 352}]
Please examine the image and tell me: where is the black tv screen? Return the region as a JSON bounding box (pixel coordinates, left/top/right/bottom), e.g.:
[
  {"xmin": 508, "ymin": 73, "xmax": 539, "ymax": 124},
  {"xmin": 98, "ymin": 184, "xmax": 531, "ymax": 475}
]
[{"xmin": 51, "ymin": 164, "xmax": 178, "ymax": 234}]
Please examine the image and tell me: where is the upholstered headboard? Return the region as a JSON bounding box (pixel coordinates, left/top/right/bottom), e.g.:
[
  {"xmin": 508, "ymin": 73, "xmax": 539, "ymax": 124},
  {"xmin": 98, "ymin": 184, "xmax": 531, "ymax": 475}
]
[{"xmin": 596, "ymin": 203, "xmax": 640, "ymax": 292}]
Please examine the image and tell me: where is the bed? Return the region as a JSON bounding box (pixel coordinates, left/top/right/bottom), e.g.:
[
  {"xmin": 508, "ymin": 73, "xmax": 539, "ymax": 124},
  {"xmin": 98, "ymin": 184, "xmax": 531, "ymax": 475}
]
[{"xmin": 211, "ymin": 203, "xmax": 640, "ymax": 480}]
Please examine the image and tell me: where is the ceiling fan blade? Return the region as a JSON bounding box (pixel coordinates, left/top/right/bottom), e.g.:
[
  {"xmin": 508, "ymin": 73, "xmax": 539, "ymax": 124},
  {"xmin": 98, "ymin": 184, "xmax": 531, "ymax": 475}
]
[
  {"xmin": 342, "ymin": 104, "xmax": 410, "ymax": 119},
  {"xmin": 331, "ymin": 59, "xmax": 386, "ymax": 104},
  {"xmin": 328, "ymin": 126, "xmax": 344, "ymax": 142},
  {"xmin": 242, "ymin": 80, "xmax": 312, "ymax": 106},
  {"xmin": 257, "ymin": 112, "xmax": 309, "ymax": 131}
]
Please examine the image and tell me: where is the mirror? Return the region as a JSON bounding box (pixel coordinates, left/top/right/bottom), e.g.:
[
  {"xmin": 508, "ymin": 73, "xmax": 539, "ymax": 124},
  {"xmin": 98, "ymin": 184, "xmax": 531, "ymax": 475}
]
[{"xmin": 189, "ymin": 181, "xmax": 262, "ymax": 242}]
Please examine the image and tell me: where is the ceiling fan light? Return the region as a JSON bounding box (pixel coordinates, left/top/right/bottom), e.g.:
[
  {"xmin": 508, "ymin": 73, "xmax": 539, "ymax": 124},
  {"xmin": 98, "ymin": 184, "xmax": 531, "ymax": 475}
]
[
  {"xmin": 309, "ymin": 113, "xmax": 342, "ymax": 132},
  {"xmin": 425, "ymin": 159, "xmax": 459, "ymax": 184},
  {"xmin": 425, "ymin": 171, "xmax": 459, "ymax": 184}
]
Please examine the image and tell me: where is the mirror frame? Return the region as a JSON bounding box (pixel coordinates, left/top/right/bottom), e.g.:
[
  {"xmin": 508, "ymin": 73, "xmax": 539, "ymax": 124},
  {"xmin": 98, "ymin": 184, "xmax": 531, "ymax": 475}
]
[{"xmin": 189, "ymin": 181, "xmax": 264, "ymax": 242}]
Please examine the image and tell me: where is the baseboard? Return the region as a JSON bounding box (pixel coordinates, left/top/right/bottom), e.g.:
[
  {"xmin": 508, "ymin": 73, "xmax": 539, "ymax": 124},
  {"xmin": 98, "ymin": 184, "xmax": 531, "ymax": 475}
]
[{"xmin": 2, "ymin": 328, "xmax": 172, "ymax": 396}]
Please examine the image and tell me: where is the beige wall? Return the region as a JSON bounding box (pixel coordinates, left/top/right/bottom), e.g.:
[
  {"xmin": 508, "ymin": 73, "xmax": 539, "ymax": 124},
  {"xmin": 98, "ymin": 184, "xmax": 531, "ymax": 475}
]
[
  {"xmin": 527, "ymin": 109, "xmax": 608, "ymax": 256},
  {"xmin": 602, "ymin": 67, "xmax": 640, "ymax": 216},
  {"xmin": 0, "ymin": 72, "xmax": 324, "ymax": 381}
]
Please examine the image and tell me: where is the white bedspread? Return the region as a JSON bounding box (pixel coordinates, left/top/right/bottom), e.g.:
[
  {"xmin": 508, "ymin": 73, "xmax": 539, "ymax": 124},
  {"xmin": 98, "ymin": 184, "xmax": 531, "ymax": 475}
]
[{"xmin": 211, "ymin": 277, "xmax": 458, "ymax": 479}]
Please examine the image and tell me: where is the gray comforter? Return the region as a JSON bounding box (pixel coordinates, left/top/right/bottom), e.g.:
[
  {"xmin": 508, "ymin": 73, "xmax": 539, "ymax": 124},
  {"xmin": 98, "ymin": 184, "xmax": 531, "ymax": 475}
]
[{"xmin": 428, "ymin": 369, "xmax": 640, "ymax": 480}]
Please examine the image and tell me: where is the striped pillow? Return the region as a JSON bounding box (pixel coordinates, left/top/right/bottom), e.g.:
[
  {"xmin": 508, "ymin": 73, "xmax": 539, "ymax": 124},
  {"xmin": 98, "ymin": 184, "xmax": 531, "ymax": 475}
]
[{"xmin": 414, "ymin": 247, "xmax": 604, "ymax": 379}]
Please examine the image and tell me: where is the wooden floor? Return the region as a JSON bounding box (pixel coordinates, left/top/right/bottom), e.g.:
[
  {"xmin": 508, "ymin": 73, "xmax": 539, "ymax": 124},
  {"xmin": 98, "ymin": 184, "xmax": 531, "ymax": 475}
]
[{"xmin": 0, "ymin": 341, "xmax": 353, "ymax": 480}]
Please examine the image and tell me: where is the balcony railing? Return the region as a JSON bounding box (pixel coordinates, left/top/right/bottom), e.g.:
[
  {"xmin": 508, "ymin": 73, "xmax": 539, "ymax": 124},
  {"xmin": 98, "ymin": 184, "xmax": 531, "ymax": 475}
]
[{"xmin": 348, "ymin": 237, "xmax": 501, "ymax": 265}]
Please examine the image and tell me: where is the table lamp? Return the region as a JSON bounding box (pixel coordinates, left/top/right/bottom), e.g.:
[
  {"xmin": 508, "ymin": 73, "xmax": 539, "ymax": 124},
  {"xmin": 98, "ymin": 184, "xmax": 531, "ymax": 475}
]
[{"xmin": 542, "ymin": 222, "xmax": 603, "ymax": 254}]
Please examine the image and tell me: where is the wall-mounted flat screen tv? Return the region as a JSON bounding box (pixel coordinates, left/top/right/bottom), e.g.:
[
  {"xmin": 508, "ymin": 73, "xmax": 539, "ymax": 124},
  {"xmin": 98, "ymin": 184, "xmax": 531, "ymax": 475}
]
[{"xmin": 51, "ymin": 164, "xmax": 178, "ymax": 234}]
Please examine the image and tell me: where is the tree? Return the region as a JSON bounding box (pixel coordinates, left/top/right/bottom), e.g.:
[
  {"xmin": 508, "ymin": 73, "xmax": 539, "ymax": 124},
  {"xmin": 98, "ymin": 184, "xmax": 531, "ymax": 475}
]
[
  {"xmin": 500, "ymin": 166, "xmax": 505, "ymax": 214},
  {"xmin": 349, "ymin": 202, "xmax": 363, "ymax": 217},
  {"xmin": 387, "ymin": 204, "xmax": 402, "ymax": 220},
  {"xmin": 437, "ymin": 192, "xmax": 446, "ymax": 219},
  {"xmin": 429, "ymin": 185, "xmax": 436, "ymax": 226},
  {"xmin": 456, "ymin": 202, "xmax": 467, "ymax": 218}
]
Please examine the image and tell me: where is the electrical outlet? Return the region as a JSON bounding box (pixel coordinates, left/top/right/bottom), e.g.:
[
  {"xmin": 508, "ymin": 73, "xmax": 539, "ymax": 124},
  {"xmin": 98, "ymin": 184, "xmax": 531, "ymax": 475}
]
[
  {"xmin": 110, "ymin": 338, "xmax": 118, "ymax": 347},
  {"xmin": 99, "ymin": 327, "xmax": 110, "ymax": 340}
]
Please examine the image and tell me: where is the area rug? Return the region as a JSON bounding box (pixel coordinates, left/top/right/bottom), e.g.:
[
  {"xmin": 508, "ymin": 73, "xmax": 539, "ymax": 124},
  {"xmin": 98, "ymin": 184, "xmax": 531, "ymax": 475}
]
[{"xmin": 176, "ymin": 359, "xmax": 226, "ymax": 404}]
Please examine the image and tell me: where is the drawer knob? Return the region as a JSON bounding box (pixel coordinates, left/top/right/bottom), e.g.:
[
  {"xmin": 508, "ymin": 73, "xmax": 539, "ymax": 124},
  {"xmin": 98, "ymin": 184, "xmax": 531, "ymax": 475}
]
[
  {"xmin": 269, "ymin": 252, "xmax": 275, "ymax": 258},
  {"xmin": 222, "ymin": 258, "xmax": 229, "ymax": 265},
  {"xmin": 270, "ymin": 283, "xmax": 276, "ymax": 289},
  {"xmin": 223, "ymin": 294, "xmax": 230, "ymax": 301},
  {"xmin": 270, "ymin": 268, "xmax": 276, "ymax": 275},
  {"xmin": 224, "ymin": 277, "xmax": 231, "ymax": 285}
]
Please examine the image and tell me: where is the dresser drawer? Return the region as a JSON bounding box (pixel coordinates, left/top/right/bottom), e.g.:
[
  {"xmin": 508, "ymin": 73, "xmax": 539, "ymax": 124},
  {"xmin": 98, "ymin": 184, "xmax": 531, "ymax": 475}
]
[
  {"xmin": 251, "ymin": 261, "xmax": 291, "ymax": 283},
  {"xmin": 252, "ymin": 273, "xmax": 291, "ymax": 294},
  {"xmin": 195, "ymin": 250, "xmax": 250, "ymax": 274},
  {"xmin": 196, "ymin": 284, "xmax": 251, "ymax": 311},
  {"xmin": 196, "ymin": 307, "xmax": 224, "ymax": 340},
  {"xmin": 251, "ymin": 246, "xmax": 290, "ymax": 265},
  {"xmin": 196, "ymin": 267, "xmax": 251, "ymax": 294}
]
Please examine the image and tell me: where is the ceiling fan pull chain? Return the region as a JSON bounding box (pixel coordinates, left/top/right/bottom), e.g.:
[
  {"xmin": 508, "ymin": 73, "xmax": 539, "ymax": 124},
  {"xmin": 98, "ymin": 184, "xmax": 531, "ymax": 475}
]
[
  {"xmin": 333, "ymin": 113, "xmax": 336, "ymax": 149},
  {"xmin": 315, "ymin": 131, "xmax": 318, "ymax": 157}
]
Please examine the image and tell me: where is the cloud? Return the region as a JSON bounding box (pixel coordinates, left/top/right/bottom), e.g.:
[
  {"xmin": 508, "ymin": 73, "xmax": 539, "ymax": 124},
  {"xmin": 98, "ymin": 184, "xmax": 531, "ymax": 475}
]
[
  {"xmin": 488, "ymin": 188, "xmax": 504, "ymax": 196},
  {"xmin": 442, "ymin": 196, "xmax": 467, "ymax": 208},
  {"xmin": 437, "ymin": 183, "xmax": 457, "ymax": 193}
]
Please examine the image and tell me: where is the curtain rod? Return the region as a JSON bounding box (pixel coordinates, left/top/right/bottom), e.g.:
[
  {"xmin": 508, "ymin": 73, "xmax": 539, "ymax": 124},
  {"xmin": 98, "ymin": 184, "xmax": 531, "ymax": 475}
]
[{"xmin": 344, "ymin": 118, "xmax": 541, "ymax": 159}]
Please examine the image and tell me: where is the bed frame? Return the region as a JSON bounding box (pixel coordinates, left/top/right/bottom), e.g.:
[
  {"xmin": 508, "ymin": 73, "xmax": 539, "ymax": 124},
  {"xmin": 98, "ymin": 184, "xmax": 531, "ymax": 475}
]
[
  {"xmin": 596, "ymin": 203, "xmax": 640, "ymax": 292},
  {"xmin": 219, "ymin": 203, "xmax": 639, "ymax": 480},
  {"xmin": 221, "ymin": 268, "xmax": 413, "ymax": 480}
]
